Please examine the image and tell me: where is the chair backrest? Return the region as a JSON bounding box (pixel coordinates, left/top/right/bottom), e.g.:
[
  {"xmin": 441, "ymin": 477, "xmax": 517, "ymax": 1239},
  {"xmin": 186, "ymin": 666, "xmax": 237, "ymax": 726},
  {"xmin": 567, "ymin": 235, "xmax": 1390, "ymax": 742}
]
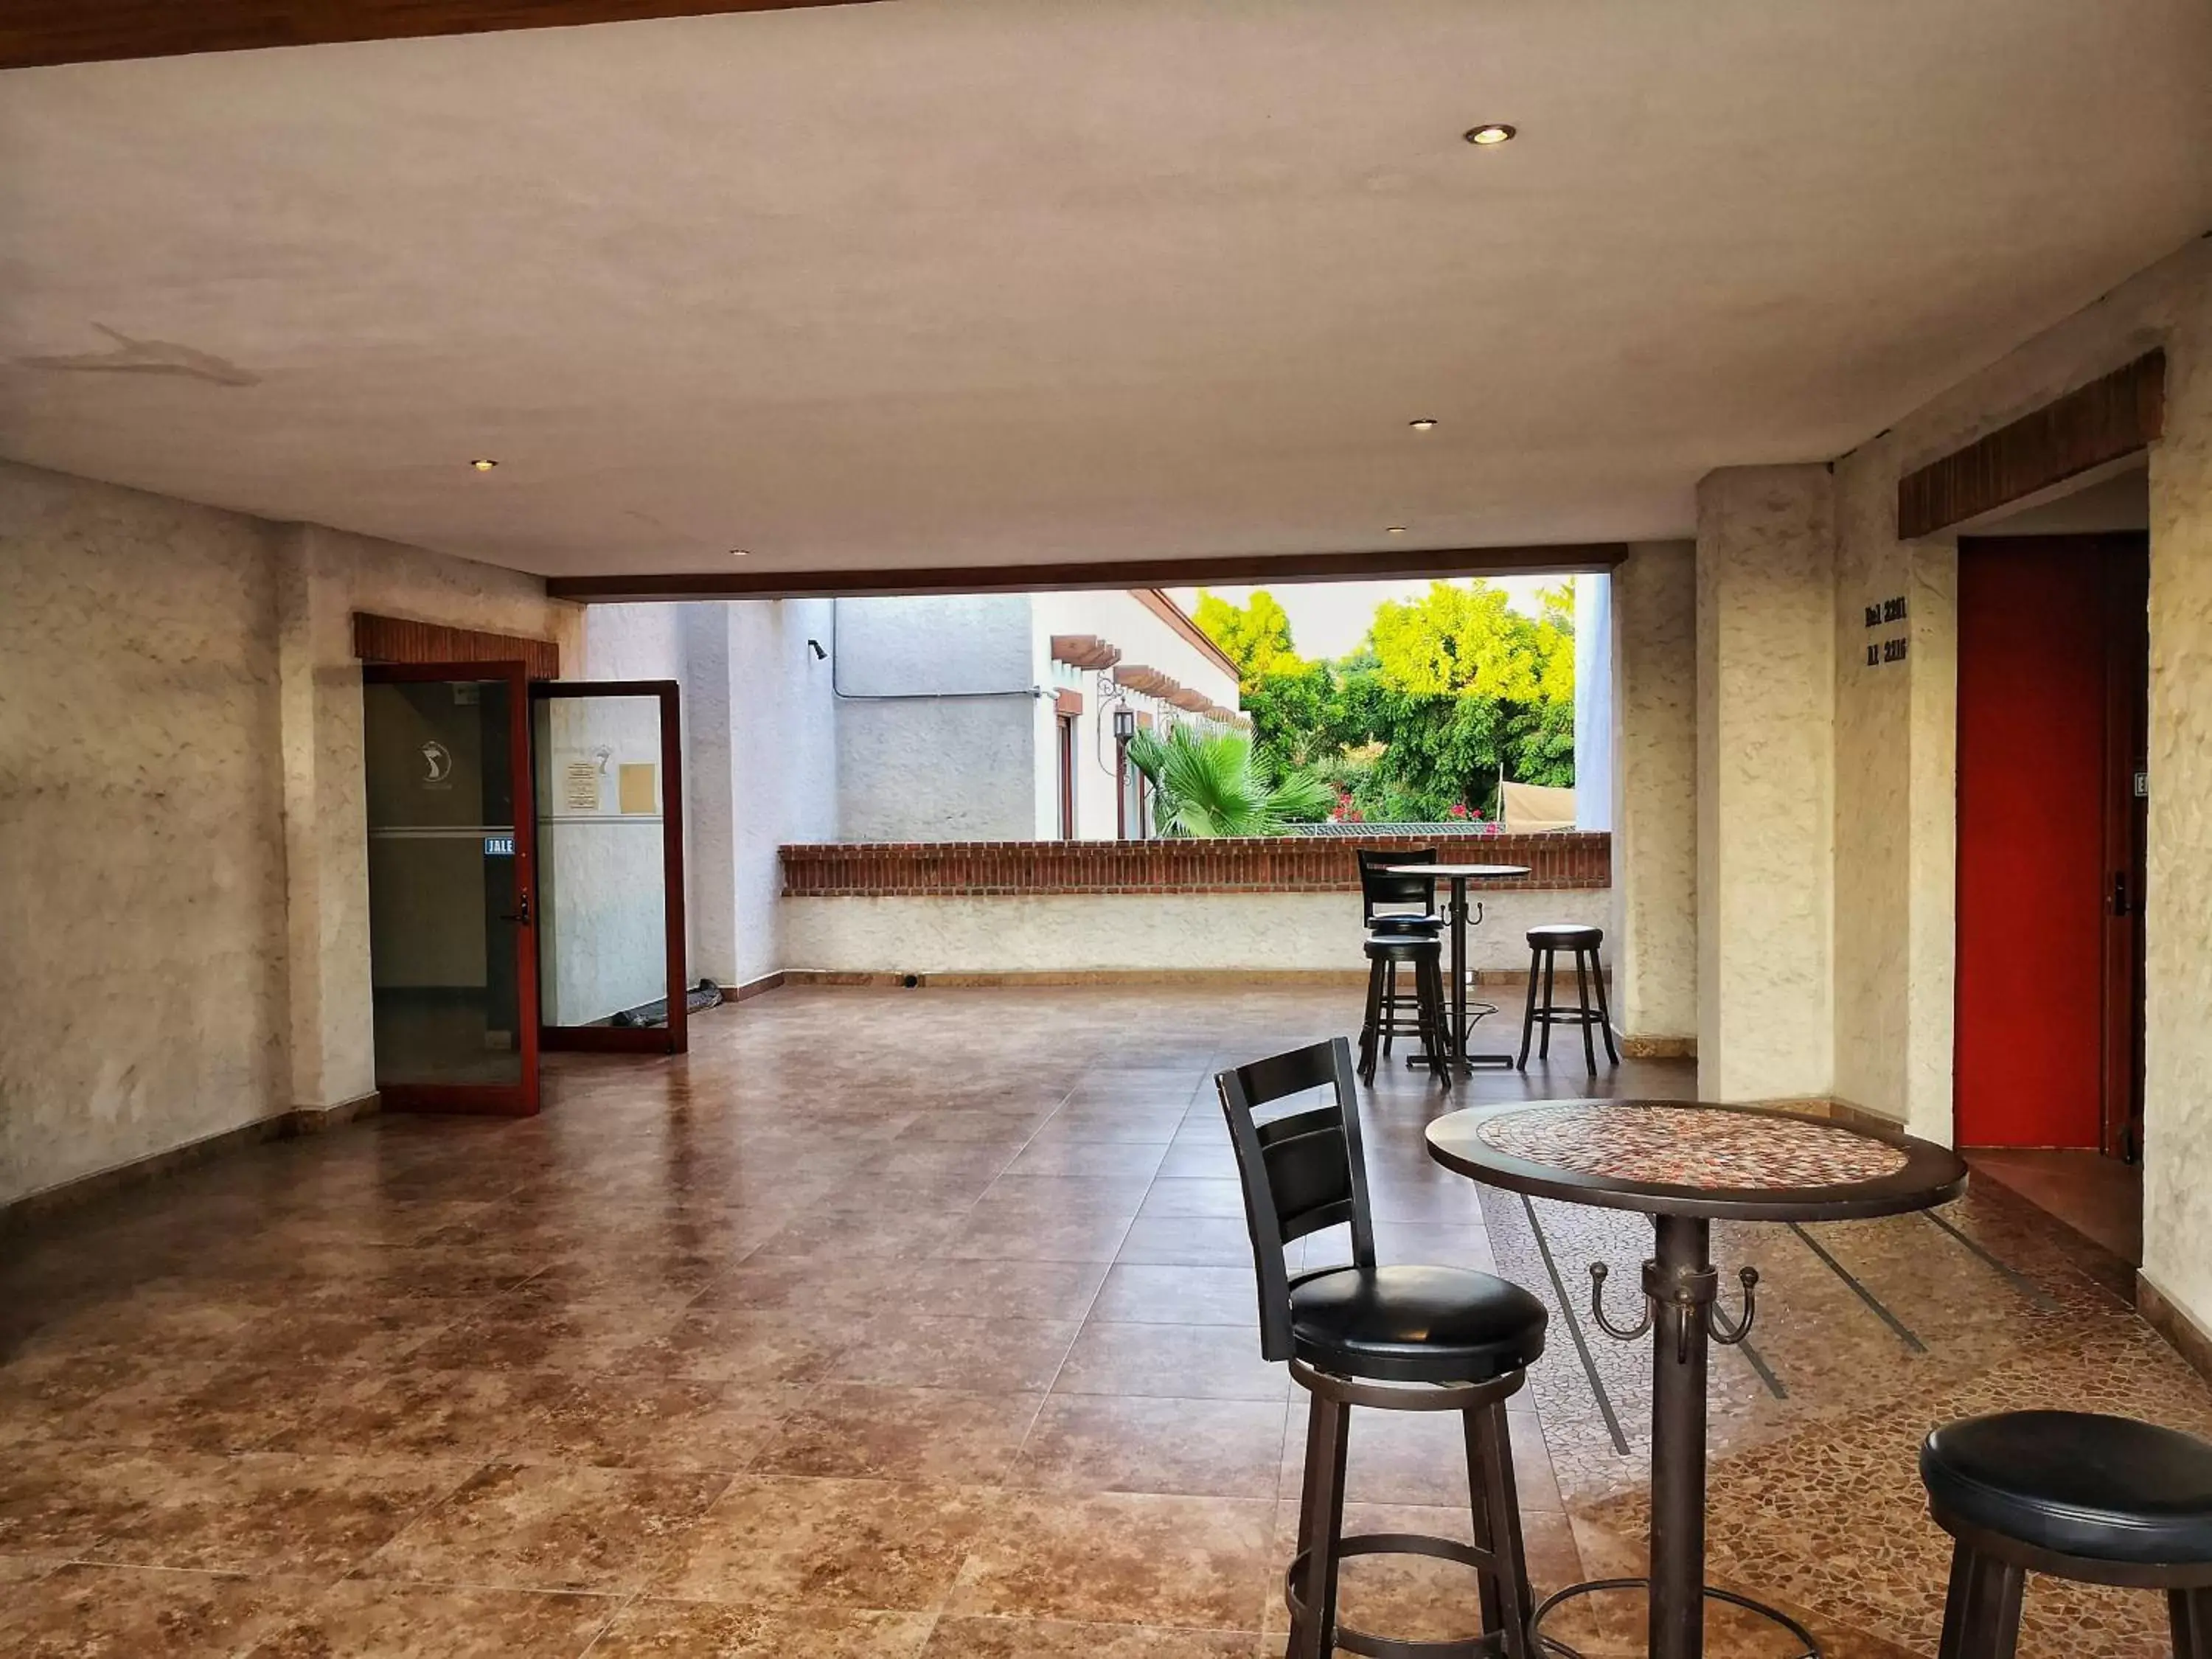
[
  {"xmin": 1357, "ymin": 847, "xmax": 1436, "ymax": 925},
  {"xmin": 1214, "ymin": 1036, "xmax": 1377, "ymax": 1362}
]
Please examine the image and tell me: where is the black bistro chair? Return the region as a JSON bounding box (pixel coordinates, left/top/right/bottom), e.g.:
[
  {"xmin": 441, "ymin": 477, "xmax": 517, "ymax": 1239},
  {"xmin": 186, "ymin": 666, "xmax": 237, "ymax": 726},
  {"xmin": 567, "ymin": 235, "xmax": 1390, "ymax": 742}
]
[
  {"xmin": 1217, "ymin": 1037, "xmax": 1549, "ymax": 1659},
  {"xmin": 1357, "ymin": 847, "xmax": 1445, "ymax": 939},
  {"xmin": 1919, "ymin": 1410, "xmax": 2212, "ymax": 1658}
]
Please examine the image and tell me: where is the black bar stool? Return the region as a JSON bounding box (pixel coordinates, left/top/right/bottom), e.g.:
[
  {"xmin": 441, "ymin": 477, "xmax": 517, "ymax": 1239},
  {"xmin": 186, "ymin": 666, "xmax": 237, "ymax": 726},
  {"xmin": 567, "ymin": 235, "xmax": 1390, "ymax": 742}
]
[
  {"xmin": 1360, "ymin": 934, "xmax": 1451, "ymax": 1087},
  {"xmin": 1515, "ymin": 924, "xmax": 1618, "ymax": 1075},
  {"xmin": 1919, "ymin": 1410, "xmax": 2212, "ymax": 1658},
  {"xmin": 1217, "ymin": 1038, "xmax": 1550, "ymax": 1659}
]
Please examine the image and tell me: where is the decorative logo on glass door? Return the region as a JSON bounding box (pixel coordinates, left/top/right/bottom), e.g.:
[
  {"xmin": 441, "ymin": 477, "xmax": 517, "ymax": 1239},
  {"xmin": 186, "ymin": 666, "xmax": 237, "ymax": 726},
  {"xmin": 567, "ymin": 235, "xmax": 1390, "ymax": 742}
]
[{"xmin": 421, "ymin": 740, "xmax": 454, "ymax": 788}]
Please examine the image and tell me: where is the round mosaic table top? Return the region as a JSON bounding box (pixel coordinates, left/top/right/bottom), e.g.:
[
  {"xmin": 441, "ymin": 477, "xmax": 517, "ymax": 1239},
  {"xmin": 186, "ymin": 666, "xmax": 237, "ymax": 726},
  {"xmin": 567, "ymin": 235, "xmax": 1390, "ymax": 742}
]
[{"xmin": 1425, "ymin": 1099, "xmax": 1967, "ymax": 1221}]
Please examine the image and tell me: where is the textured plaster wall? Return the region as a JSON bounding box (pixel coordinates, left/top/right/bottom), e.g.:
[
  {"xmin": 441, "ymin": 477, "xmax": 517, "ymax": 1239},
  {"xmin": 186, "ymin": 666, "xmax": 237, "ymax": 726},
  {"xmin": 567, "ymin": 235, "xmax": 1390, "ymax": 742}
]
[
  {"xmin": 1, "ymin": 463, "xmax": 288, "ymax": 1205},
  {"xmin": 785, "ymin": 886, "xmax": 1607, "ymax": 977},
  {"xmin": 1821, "ymin": 238, "xmax": 2212, "ymax": 1342},
  {"xmin": 1697, "ymin": 468, "xmax": 1836, "ymax": 1101},
  {"xmin": 728, "ymin": 598, "xmax": 839, "ymax": 985},
  {"xmin": 278, "ymin": 523, "xmax": 577, "ymax": 1113},
  {"xmin": 832, "ymin": 595, "xmax": 1042, "ymax": 841},
  {"xmin": 0, "ymin": 461, "xmax": 574, "ymax": 1205},
  {"xmin": 1609, "ymin": 541, "xmax": 1697, "ymax": 1044}
]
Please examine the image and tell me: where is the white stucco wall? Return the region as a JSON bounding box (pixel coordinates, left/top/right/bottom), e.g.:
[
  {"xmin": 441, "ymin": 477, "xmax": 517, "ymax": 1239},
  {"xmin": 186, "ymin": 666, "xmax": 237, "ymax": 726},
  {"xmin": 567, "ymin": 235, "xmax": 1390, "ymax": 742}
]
[
  {"xmin": 1573, "ymin": 574, "xmax": 1614, "ymax": 832},
  {"xmin": 1, "ymin": 461, "xmax": 577, "ymax": 1205},
  {"xmin": 832, "ymin": 594, "xmax": 1043, "ymax": 841},
  {"xmin": 1697, "ymin": 467, "xmax": 1837, "ymax": 1102},
  {"xmin": 1610, "ymin": 541, "xmax": 1697, "ymax": 1046},
  {"xmin": 785, "ymin": 886, "xmax": 1608, "ymax": 976},
  {"xmin": 729, "ymin": 597, "xmax": 839, "ymax": 985}
]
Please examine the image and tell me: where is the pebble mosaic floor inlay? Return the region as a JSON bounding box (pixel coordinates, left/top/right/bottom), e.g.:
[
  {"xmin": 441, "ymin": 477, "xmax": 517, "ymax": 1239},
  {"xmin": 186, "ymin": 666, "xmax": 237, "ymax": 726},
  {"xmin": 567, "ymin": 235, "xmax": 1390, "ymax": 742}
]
[
  {"xmin": 0, "ymin": 984, "xmax": 2202, "ymax": 1658},
  {"xmin": 1475, "ymin": 1102, "xmax": 1910, "ymax": 1190}
]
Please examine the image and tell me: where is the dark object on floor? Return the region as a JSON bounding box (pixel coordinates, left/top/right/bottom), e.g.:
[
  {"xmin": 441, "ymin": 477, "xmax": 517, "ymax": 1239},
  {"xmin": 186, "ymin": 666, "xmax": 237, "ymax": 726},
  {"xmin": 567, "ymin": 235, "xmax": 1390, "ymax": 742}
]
[
  {"xmin": 1358, "ymin": 933, "xmax": 1452, "ymax": 1088},
  {"xmin": 611, "ymin": 979, "xmax": 723, "ymax": 1028},
  {"xmin": 1517, "ymin": 922, "xmax": 1618, "ymax": 1074},
  {"xmin": 1920, "ymin": 1409, "xmax": 2212, "ymax": 1658},
  {"xmin": 1217, "ymin": 1036, "xmax": 1547, "ymax": 1659}
]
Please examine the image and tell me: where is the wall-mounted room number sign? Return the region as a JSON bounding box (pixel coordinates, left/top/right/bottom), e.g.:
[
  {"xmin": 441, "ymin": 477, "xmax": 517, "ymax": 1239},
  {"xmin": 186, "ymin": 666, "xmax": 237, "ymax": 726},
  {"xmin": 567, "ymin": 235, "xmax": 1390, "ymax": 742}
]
[
  {"xmin": 1864, "ymin": 596, "xmax": 1908, "ymax": 627},
  {"xmin": 484, "ymin": 835, "xmax": 515, "ymax": 857},
  {"xmin": 1864, "ymin": 594, "xmax": 1909, "ymax": 667}
]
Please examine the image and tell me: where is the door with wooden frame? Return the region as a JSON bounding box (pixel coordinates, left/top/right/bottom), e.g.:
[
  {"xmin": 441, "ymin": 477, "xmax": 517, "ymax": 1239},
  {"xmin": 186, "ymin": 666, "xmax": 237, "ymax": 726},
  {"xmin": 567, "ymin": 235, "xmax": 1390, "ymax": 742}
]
[
  {"xmin": 530, "ymin": 681, "xmax": 689, "ymax": 1054},
  {"xmin": 362, "ymin": 661, "xmax": 540, "ymax": 1115},
  {"xmin": 1955, "ymin": 534, "xmax": 2147, "ymax": 1155}
]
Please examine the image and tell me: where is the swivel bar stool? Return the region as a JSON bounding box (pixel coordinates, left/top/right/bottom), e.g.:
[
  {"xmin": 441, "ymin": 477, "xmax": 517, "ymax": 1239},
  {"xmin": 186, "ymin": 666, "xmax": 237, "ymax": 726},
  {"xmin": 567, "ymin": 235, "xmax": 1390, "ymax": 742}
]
[
  {"xmin": 1921, "ymin": 1410, "xmax": 2212, "ymax": 1658},
  {"xmin": 1218, "ymin": 1037, "xmax": 1549, "ymax": 1659},
  {"xmin": 1515, "ymin": 924, "xmax": 1618, "ymax": 1076}
]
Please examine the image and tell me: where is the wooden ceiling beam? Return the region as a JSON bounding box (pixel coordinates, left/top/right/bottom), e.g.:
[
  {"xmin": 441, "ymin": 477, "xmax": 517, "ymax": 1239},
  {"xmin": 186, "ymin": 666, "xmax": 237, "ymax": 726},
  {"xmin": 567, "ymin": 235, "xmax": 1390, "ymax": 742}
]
[
  {"xmin": 0, "ymin": 1, "xmax": 876, "ymax": 72},
  {"xmin": 543, "ymin": 542, "xmax": 1628, "ymax": 604},
  {"xmin": 1896, "ymin": 350, "xmax": 2165, "ymax": 540}
]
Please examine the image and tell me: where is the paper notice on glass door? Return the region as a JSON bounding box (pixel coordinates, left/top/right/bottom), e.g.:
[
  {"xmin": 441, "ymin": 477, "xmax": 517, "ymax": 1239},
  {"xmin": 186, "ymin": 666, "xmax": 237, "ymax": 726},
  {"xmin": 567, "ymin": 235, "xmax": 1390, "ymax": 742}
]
[{"xmin": 563, "ymin": 761, "xmax": 601, "ymax": 813}]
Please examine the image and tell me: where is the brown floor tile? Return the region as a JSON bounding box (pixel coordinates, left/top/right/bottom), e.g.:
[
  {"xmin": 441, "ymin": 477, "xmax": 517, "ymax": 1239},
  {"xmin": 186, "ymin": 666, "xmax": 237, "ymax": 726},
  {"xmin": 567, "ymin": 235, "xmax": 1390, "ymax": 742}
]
[
  {"xmin": 650, "ymin": 1475, "xmax": 995, "ymax": 1610},
  {"xmin": 1134, "ymin": 1180, "xmax": 1250, "ymax": 1221},
  {"xmin": 0, "ymin": 1562, "xmax": 295, "ymax": 1658},
  {"xmin": 269, "ymin": 1366, "xmax": 579, "ymax": 1461},
  {"xmin": 892, "ymin": 1258, "xmax": 1110, "ymax": 1321},
  {"xmin": 525, "ymin": 1374, "xmax": 799, "ymax": 1471},
  {"xmin": 997, "ymin": 1139, "xmax": 1170, "ymax": 1181},
  {"xmin": 406, "ymin": 1297, "xmax": 691, "ymax": 1374},
  {"xmin": 84, "ymin": 1450, "xmax": 473, "ymax": 1576},
  {"xmin": 939, "ymin": 1211, "xmax": 1135, "ymax": 1264},
  {"xmin": 822, "ymin": 1315, "xmax": 1080, "ymax": 1393},
  {"xmin": 1114, "ymin": 1217, "xmax": 1264, "ymax": 1267},
  {"xmin": 592, "ymin": 1599, "xmax": 939, "ymax": 1657},
  {"xmin": 629, "ymin": 1307, "xmax": 850, "ymax": 1383},
  {"xmin": 757, "ymin": 1384, "xmax": 1044, "ymax": 1485},
  {"xmin": 947, "ymin": 1490, "xmax": 1274, "ymax": 1629},
  {"xmin": 366, "ymin": 1462, "xmax": 729, "ymax": 1593},
  {"xmin": 239, "ymin": 1577, "xmax": 619, "ymax": 1657},
  {"xmin": 1279, "ymin": 1399, "xmax": 1563, "ymax": 1511},
  {"xmin": 1012, "ymin": 1395, "xmax": 1287, "ymax": 1498},
  {"xmin": 921, "ymin": 1614, "xmax": 1261, "ymax": 1658},
  {"xmin": 1088, "ymin": 1264, "xmax": 1260, "ymax": 1326},
  {"xmin": 1054, "ymin": 1322, "xmax": 1288, "ymax": 1401}
]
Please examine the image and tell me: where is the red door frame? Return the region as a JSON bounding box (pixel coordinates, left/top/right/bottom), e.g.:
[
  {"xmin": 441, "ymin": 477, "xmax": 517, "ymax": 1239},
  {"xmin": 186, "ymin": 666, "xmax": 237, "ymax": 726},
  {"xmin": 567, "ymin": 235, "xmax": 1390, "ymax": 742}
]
[
  {"xmin": 531, "ymin": 680, "xmax": 689, "ymax": 1054},
  {"xmin": 362, "ymin": 659, "xmax": 540, "ymax": 1116}
]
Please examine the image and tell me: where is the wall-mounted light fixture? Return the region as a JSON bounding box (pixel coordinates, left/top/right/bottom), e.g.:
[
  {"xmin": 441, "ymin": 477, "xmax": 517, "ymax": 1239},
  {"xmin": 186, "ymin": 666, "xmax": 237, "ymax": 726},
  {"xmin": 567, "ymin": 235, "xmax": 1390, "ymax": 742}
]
[
  {"xmin": 807, "ymin": 639, "xmax": 827, "ymax": 661},
  {"xmin": 1113, "ymin": 709, "xmax": 1137, "ymax": 742}
]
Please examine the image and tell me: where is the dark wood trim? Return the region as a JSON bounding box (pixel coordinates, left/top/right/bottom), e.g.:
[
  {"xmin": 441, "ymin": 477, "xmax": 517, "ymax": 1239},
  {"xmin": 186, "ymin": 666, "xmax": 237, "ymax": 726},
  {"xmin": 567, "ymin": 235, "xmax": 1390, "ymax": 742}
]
[
  {"xmin": 1053, "ymin": 688, "xmax": 1085, "ymax": 717},
  {"xmin": 529, "ymin": 680, "xmax": 688, "ymax": 1056},
  {"xmin": 0, "ymin": 0, "xmax": 877, "ymax": 71},
  {"xmin": 353, "ymin": 612, "xmax": 561, "ymax": 679},
  {"xmin": 1897, "ymin": 352, "xmax": 2166, "ymax": 539},
  {"xmin": 725, "ymin": 971, "xmax": 786, "ymax": 1003},
  {"xmin": 545, "ymin": 543, "xmax": 1630, "ymax": 603}
]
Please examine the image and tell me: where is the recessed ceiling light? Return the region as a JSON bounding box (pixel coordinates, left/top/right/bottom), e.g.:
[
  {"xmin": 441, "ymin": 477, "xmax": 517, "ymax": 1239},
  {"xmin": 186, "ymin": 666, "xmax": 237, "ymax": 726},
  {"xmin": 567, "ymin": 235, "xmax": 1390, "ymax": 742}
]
[
  {"xmin": 470, "ymin": 458, "xmax": 498, "ymax": 471},
  {"xmin": 1408, "ymin": 418, "xmax": 1438, "ymax": 431},
  {"xmin": 1464, "ymin": 123, "xmax": 1517, "ymax": 146},
  {"xmin": 1386, "ymin": 526, "xmax": 1408, "ymax": 535}
]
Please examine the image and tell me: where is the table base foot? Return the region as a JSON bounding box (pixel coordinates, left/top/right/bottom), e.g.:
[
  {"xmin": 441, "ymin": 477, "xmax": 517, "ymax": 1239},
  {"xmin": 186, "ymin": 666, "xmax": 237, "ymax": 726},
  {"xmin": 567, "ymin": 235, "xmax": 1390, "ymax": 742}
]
[
  {"xmin": 1405, "ymin": 1052, "xmax": 1520, "ymax": 1072},
  {"xmin": 1528, "ymin": 1577, "xmax": 1819, "ymax": 1658}
]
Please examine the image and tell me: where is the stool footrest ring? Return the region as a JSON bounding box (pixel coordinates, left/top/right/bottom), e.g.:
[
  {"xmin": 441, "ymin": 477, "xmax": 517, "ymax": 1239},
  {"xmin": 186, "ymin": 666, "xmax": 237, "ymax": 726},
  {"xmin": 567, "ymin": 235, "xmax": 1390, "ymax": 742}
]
[
  {"xmin": 1285, "ymin": 1533, "xmax": 1512, "ymax": 1659},
  {"xmin": 1527, "ymin": 1576, "xmax": 1819, "ymax": 1658}
]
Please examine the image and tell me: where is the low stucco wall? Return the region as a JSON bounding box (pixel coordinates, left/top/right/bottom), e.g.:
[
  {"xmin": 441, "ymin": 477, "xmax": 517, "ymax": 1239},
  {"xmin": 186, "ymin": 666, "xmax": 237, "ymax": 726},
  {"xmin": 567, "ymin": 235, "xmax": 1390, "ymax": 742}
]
[{"xmin": 783, "ymin": 887, "xmax": 1610, "ymax": 976}]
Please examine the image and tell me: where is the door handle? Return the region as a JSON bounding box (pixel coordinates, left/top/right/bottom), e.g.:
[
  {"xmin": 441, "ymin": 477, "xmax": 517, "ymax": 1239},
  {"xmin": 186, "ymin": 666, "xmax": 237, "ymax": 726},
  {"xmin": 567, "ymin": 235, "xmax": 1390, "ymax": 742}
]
[
  {"xmin": 501, "ymin": 891, "xmax": 532, "ymax": 927},
  {"xmin": 2110, "ymin": 872, "xmax": 2130, "ymax": 918}
]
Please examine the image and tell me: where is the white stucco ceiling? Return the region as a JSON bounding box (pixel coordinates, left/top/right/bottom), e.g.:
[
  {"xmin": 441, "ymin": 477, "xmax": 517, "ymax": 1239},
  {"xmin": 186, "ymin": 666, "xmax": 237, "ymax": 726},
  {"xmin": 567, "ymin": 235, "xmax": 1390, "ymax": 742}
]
[{"xmin": 1, "ymin": 0, "xmax": 2207, "ymax": 578}]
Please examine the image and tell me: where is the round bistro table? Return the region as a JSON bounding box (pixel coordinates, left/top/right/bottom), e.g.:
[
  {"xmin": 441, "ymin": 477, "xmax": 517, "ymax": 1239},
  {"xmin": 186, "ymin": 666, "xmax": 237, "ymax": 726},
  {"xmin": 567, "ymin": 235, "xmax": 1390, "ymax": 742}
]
[
  {"xmin": 1425, "ymin": 1099, "xmax": 1967, "ymax": 1659},
  {"xmin": 1382, "ymin": 863, "xmax": 1531, "ymax": 1070}
]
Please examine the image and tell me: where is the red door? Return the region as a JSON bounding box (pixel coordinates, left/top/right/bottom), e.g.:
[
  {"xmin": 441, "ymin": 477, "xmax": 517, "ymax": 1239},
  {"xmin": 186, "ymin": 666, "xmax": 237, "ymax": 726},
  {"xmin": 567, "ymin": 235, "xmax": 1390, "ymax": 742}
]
[{"xmin": 1955, "ymin": 535, "xmax": 2146, "ymax": 1148}]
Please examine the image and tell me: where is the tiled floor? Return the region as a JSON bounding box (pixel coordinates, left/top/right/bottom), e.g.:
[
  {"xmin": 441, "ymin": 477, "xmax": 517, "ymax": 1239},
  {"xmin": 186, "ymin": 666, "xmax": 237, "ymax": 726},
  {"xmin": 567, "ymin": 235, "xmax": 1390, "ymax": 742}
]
[
  {"xmin": 1, "ymin": 984, "xmax": 2208, "ymax": 1657},
  {"xmin": 1964, "ymin": 1146, "xmax": 2143, "ymax": 1265}
]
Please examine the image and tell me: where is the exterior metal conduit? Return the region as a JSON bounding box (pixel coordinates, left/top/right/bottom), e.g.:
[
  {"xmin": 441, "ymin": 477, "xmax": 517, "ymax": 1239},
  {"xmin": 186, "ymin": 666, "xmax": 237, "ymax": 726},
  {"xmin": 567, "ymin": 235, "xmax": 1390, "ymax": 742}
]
[{"xmin": 825, "ymin": 597, "xmax": 1045, "ymax": 703}]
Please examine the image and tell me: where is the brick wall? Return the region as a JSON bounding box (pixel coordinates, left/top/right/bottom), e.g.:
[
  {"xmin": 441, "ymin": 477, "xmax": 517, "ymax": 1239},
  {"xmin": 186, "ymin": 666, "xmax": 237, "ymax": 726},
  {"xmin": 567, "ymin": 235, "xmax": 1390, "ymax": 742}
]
[{"xmin": 781, "ymin": 832, "xmax": 1610, "ymax": 897}]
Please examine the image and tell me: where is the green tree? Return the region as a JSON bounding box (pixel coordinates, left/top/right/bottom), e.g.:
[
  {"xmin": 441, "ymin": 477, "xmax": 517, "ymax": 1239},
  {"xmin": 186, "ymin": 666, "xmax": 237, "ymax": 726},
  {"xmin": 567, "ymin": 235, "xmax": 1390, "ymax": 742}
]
[
  {"xmin": 1124, "ymin": 726, "xmax": 1334, "ymax": 837},
  {"xmin": 1192, "ymin": 590, "xmax": 1306, "ymax": 681}
]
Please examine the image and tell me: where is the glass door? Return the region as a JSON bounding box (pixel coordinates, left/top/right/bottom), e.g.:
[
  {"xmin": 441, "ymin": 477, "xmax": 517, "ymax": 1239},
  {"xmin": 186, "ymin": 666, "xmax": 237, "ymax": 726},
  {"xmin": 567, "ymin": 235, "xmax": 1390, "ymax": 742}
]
[
  {"xmin": 362, "ymin": 661, "xmax": 539, "ymax": 1114},
  {"xmin": 531, "ymin": 681, "xmax": 687, "ymax": 1054}
]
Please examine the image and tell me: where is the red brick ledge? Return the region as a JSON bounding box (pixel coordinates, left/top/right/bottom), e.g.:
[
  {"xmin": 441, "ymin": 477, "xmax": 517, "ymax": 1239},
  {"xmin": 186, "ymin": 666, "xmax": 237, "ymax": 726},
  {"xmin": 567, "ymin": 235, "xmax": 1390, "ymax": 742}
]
[{"xmin": 781, "ymin": 832, "xmax": 1609, "ymax": 897}]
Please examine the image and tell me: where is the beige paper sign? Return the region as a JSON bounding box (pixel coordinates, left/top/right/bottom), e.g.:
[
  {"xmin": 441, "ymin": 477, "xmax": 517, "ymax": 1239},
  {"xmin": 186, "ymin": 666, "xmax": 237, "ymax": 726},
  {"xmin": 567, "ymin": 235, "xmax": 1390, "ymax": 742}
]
[{"xmin": 618, "ymin": 762, "xmax": 658, "ymax": 814}]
